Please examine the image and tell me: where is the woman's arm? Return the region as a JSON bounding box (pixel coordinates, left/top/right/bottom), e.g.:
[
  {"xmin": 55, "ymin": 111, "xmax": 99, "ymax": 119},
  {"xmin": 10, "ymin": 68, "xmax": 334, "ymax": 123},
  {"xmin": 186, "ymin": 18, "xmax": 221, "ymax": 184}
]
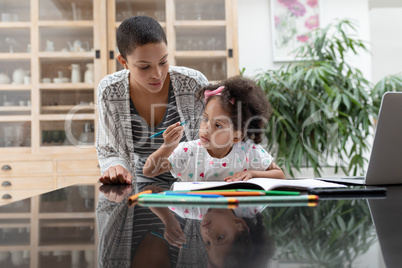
[
  {"xmin": 143, "ymin": 122, "xmax": 184, "ymax": 177},
  {"xmin": 96, "ymin": 77, "xmax": 133, "ymax": 184}
]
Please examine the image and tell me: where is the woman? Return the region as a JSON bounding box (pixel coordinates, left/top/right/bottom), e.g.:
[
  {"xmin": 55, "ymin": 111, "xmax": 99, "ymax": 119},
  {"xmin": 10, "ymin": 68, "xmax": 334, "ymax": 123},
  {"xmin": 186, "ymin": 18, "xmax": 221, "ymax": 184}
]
[{"xmin": 97, "ymin": 16, "xmax": 208, "ymax": 185}]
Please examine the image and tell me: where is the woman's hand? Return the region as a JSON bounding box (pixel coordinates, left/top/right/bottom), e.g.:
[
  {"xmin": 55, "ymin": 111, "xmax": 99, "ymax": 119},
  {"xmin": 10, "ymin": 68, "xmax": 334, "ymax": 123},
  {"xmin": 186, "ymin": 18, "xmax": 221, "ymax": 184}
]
[
  {"xmin": 99, "ymin": 184, "xmax": 133, "ymax": 202},
  {"xmin": 99, "ymin": 165, "xmax": 133, "ymax": 184},
  {"xmin": 162, "ymin": 122, "xmax": 184, "ymax": 150},
  {"xmin": 224, "ymin": 170, "xmax": 253, "ymax": 182}
]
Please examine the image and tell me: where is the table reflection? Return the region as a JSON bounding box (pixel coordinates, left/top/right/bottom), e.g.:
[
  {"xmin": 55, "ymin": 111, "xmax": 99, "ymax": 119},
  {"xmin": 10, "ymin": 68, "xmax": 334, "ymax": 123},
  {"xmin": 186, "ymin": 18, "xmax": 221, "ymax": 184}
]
[{"xmin": 96, "ymin": 183, "xmax": 388, "ymax": 268}]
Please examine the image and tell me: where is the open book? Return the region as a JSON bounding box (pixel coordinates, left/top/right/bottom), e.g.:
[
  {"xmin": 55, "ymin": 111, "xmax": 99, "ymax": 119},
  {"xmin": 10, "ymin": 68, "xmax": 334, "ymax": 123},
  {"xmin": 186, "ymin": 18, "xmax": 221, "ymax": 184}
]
[{"xmin": 172, "ymin": 178, "xmax": 347, "ymax": 192}]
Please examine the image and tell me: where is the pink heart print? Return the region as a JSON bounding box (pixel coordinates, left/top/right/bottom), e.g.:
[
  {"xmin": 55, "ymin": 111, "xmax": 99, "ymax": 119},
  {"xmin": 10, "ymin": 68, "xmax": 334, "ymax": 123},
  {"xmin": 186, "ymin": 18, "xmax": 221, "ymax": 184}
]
[
  {"xmin": 184, "ymin": 148, "xmax": 188, "ymax": 152},
  {"xmin": 222, "ymin": 163, "xmax": 227, "ymax": 167},
  {"xmin": 184, "ymin": 209, "xmax": 189, "ymax": 213},
  {"xmin": 200, "ymin": 173, "xmax": 204, "ymax": 178}
]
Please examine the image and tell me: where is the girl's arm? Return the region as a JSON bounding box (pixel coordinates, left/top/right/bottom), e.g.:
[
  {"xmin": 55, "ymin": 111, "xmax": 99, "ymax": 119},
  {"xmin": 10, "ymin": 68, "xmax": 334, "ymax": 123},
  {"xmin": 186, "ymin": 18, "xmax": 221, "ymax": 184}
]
[
  {"xmin": 224, "ymin": 162, "xmax": 285, "ymax": 181},
  {"xmin": 143, "ymin": 122, "xmax": 184, "ymax": 178},
  {"xmin": 250, "ymin": 162, "xmax": 286, "ymax": 179}
]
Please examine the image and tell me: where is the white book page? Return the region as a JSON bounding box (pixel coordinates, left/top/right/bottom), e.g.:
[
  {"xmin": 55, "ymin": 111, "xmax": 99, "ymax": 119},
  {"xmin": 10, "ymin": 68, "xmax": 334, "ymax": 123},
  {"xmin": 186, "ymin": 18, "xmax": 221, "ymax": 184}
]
[
  {"xmin": 247, "ymin": 178, "xmax": 347, "ymax": 190},
  {"xmin": 172, "ymin": 178, "xmax": 346, "ymax": 191}
]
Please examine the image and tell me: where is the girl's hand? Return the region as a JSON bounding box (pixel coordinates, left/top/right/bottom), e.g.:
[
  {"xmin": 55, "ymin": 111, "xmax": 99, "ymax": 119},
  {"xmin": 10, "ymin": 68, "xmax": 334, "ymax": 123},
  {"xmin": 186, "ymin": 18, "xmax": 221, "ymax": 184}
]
[
  {"xmin": 224, "ymin": 170, "xmax": 253, "ymax": 182},
  {"xmin": 99, "ymin": 165, "xmax": 133, "ymax": 184},
  {"xmin": 164, "ymin": 218, "xmax": 186, "ymax": 248},
  {"xmin": 162, "ymin": 122, "xmax": 184, "ymax": 149}
]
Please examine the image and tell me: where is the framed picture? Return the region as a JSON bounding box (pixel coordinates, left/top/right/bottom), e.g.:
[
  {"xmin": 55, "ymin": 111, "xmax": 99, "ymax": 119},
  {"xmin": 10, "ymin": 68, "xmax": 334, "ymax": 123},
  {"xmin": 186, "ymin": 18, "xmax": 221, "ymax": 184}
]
[{"xmin": 270, "ymin": 0, "xmax": 322, "ymax": 62}]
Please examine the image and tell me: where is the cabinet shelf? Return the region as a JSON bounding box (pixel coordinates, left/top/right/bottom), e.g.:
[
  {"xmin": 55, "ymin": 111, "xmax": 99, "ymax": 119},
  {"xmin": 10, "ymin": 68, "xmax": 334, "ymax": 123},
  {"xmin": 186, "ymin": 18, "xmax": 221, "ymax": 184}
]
[
  {"xmin": 38, "ymin": 21, "xmax": 94, "ymax": 28},
  {"xmin": 0, "ymin": 223, "xmax": 30, "ymax": 228},
  {"xmin": 38, "ymin": 245, "xmax": 95, "ymax": 251},
  {"xmin": 41, "ymin": 105, "xmax": 94, "ymax": 112},
  {"xmin": 0, "ymin": 115, "xmax": 32, "ymax": 122},
  {"xmin": 39, "ymin": 52, "xmax": 94, "ymax": 59},
  {"xmin": 175, "ymin": 51, "xmax": 227, "ymax": 58},
  {"xmin": 0, "ymin": 85, "xmax": 32, "ymax": 90},
  {"xmin": 174, "ymin": 20, "xmax": 226, "ymax": 27},
  {"xmin": 0, "ymin": 53, "xmax": 31, "ymax": 60},
  {"xmin": 0, "ymin": 147, "xmax": 31, "ymax": 153},
  {"xmin": 0, "ymin": 106, "xmax": 31, "ymax": 112},
  {"xmin": 0, "ymin": 245, "xmax": 30, "ymax": 251},
  {"xmin": 0, "ymin": 22, "xmax": 31, "ymax": 28},
  {"xmin": 38, "ymin": 114, "xmax": 94, "ymax": 121},
  {"xmin": 39, "ymin": 221, "xmax": 94, "ymax": 228},
  {"xmin": 38, "ymin": 213, "xmax": 95, "ymax": 219},
  {"xmin": 39, "ymin": 83, "xmax": 94, "ymax": 90}
]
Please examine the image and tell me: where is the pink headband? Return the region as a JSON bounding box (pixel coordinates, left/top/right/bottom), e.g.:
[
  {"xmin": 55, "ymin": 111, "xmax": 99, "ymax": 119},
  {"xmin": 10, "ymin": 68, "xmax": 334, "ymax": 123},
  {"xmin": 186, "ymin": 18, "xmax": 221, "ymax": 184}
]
[{"xmin": 204, "ymin": 86, "xmax": 235, "ymax": 105}]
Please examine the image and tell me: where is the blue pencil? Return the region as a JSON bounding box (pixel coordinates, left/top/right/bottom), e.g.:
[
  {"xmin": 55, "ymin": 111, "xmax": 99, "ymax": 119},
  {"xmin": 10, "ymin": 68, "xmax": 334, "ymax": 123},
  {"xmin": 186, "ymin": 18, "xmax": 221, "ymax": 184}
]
[
  {"xmin": 163, "ymin": 192, "xmax": 223, "ymax": 198},
  {"xmin": 150, "ymin": 121, "xmax": 188, "ymax": 139},
  {"xmin": 151, "ymin": 231, "xmax": 189, "ymax": 248}
]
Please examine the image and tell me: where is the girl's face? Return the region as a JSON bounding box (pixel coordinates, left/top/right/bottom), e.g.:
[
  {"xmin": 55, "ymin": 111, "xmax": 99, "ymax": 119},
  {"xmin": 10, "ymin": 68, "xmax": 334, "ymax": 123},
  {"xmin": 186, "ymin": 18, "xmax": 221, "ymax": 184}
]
[
  {"xmin": 118, "ymin": 42, "xmax": 169, "ymax": 94},
  {"xmin": 201, "ymin": 209, "xmax": 248, "ymax": 267},
  {"xmin": 199, "ymin": 98, "xmax": 242, "ymax": 158}
]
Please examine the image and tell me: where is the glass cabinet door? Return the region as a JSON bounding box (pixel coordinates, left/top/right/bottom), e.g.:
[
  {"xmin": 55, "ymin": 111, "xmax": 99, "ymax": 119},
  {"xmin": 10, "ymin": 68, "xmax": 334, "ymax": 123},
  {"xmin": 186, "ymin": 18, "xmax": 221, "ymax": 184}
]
[
  {"xmin": 38, "ymin": 0, "xmax": 97, "ymax": 149},
  {"xmin": 174, "ymin": 0, "xmax": 230, "ymax": 82},
  {"xmin": 0, "ymin": 1, "xmax": 32, "ymax": 150},
  {"xmin": 0, "ymin": 0, "xmax": 102, "ymax": 152}
]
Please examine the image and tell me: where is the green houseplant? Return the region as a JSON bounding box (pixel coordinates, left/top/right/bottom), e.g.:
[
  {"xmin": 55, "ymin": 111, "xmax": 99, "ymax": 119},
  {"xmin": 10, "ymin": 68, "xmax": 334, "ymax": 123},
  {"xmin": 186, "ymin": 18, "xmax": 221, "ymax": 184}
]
[
  {"xmin": 372, "ymin": 73, "xmax": 402, "ymax": 113},
  {"xmin": 264, "ymin": 200, "xmax": 376, "ymax": 267},
  {"xmin": 256, "ymin": 19, "xmax": 377, "ymax": 177}
]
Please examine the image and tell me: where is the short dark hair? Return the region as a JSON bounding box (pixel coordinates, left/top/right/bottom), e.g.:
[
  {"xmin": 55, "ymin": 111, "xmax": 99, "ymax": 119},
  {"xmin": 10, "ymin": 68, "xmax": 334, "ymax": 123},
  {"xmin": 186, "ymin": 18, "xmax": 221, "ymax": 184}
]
[
  {"xmin": 199, "ymin": 76, "xmax": 272, "ymax": 144},
  {"xmin": 116, "ymin": 16, "xmax": 167, "ymax": 60}
]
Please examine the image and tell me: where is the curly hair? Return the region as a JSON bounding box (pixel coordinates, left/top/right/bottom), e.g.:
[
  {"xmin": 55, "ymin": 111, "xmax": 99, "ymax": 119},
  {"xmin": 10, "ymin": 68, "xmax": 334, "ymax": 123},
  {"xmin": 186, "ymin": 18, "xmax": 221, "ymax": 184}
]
[
  {"xmin": 222, "ymin": 213, "xmax": 275, "ymax": 268},
  {"xmin": 199, "ymin": 76, "xmax": 271, "ymax": 144}
]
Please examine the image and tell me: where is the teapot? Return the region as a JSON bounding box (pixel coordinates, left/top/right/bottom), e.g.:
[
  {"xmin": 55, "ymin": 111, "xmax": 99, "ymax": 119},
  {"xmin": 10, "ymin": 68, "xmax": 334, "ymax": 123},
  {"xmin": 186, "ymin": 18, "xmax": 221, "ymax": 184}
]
[
  {"xmin": 0, "ymin": 72, "xmax": 11, "ymax": 84},
  {"xmin": 67, "ymin": 40, "xmax": 89, "ymax": 52},
  {"xmin": 68, "ymin": 40, "xmax": 82, "ymax": 52},
  {"xmin": 12, "ymin": 69, "xmax": 28, "ymax": 84}
]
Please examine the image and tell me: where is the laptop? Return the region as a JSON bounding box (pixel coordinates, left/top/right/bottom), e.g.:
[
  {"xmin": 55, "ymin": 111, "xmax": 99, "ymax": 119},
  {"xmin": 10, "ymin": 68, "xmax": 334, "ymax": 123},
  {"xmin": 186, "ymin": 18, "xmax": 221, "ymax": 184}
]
[
  {"xmin": 317, "ymin": 92, "xmax": 402, "ymax": 185},
  {"xmin": 367, "ymin": 186, "xmax": 402, "ymax": 267}
]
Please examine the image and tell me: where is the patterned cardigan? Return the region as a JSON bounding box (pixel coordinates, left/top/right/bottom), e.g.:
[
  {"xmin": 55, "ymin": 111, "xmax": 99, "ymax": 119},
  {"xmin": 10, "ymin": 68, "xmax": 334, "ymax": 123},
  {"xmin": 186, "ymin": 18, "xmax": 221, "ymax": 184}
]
[{"xmin": 96, "ymin": 66, "xmax": 209, "ymax": 181}]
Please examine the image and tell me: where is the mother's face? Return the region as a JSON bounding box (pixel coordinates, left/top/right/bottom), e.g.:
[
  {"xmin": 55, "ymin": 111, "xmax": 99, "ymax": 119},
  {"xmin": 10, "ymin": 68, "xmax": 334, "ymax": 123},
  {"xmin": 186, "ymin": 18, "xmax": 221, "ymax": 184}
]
[{"xmin": 118, "ymin": 42, "xmax": 169, "ymax": 94}]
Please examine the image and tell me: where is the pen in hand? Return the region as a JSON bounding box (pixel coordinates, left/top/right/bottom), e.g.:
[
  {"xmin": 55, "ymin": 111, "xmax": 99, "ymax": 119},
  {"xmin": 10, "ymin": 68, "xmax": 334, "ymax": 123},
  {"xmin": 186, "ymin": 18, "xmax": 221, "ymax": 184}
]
[{"xmin": 150, "ymin": 121, "xmax": 188, "ymax": 139}]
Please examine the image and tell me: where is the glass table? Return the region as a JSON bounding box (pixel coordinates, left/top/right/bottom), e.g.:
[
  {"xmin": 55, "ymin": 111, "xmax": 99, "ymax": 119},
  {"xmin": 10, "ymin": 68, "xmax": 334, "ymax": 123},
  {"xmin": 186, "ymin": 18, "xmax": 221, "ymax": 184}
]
[{"xmin": 1, "ymin": 182, "xmax": 402, "ymax": 267}]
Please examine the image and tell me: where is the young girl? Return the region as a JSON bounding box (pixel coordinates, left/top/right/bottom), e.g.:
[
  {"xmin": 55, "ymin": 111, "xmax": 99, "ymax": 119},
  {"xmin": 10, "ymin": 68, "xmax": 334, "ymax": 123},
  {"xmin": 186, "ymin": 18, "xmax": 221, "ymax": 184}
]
[{"xmin": 143, "ymin": 76, "xmax": 285, "ymax": 181}]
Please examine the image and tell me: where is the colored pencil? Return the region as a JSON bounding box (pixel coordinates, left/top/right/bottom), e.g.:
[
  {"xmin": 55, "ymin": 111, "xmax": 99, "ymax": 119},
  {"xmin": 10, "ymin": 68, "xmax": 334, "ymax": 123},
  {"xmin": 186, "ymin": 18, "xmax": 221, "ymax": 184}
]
[
  {"xmin": 137, "ymin": 194, "xmax": 318, "ymax": 205},
  {"xmin": 150, "ymin": 121, "xmax": 188, "ymax": 139},
  {"xmin": 127, "ymin": 190, "xmax": 152, "ymax": 205},
  {"xmin": 163, "ymin": 192, "xmax": 223, "ymax": 198},
  {"xmin": 151, "ymin": 231, "xmax": 189, "ymax": 248},
  {"xmin": 140, "ymin": 201, "xmax": 318, "ymax": 209},
  {"xmin": 169, "ymin": 189, "xmax": 301, "ymax": 196}
]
